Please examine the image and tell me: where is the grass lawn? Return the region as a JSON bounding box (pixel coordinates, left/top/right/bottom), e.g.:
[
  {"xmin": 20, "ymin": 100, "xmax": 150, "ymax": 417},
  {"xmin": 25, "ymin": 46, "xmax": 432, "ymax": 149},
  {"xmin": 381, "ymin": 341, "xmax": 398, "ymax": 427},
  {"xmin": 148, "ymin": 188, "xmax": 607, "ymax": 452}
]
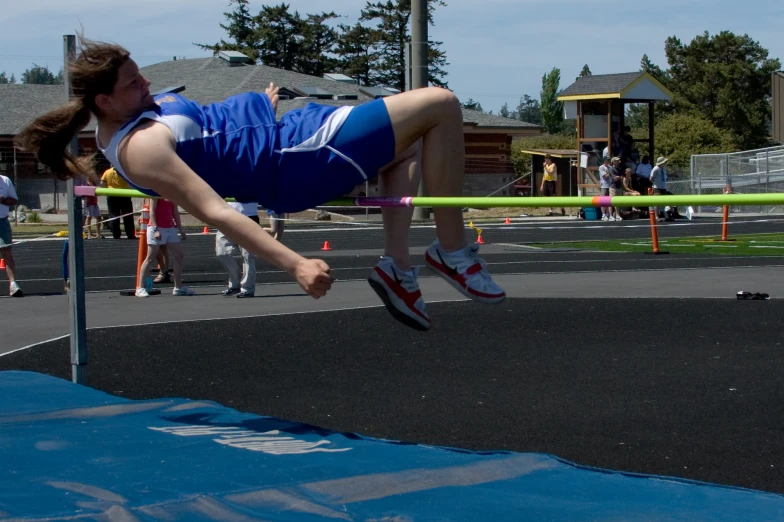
[
  {"xmin": 10, "ymin": 224, "xmax": 70, "ymax": 238},
  {"xmin": 531, "ymin": 233, "xmax": 784, "ymax": 256}
]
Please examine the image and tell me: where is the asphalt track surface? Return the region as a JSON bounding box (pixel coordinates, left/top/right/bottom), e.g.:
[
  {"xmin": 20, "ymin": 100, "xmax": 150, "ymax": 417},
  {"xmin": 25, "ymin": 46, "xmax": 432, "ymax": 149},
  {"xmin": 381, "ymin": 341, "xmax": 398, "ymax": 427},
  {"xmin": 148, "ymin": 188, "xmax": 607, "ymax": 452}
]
[{"xmin": 2, "ymin": 215, "xmax": 783, "ymax": 496}]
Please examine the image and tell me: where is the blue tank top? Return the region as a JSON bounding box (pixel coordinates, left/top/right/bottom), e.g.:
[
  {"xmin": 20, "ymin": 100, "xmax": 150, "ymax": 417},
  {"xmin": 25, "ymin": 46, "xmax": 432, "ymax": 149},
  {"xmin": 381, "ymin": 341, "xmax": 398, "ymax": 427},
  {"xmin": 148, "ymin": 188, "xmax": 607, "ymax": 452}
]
[{"xmin": 96, "ymin": 92, "xmax": 279, "ymax": 202}]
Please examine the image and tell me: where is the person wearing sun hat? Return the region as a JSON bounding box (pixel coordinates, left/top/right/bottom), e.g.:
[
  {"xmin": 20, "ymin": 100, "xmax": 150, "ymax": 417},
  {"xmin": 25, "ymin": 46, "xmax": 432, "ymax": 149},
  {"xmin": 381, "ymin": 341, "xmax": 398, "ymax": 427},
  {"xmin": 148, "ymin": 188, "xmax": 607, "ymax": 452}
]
[{"xmin": 650, "ymin": 157, "xmax": 669, "ymax": 221}]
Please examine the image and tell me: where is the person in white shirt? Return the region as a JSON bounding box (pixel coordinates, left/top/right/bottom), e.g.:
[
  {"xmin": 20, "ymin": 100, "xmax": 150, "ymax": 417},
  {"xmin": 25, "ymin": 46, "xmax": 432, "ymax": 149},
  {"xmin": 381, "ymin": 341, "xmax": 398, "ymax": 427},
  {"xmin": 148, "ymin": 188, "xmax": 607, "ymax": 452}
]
[
  {"xmin": 635, "ymin": 156, "xmax": 652, "ymax": 188},
  {"xmin": 650, "ymin": 156, "xmax": 669, "ymax": 221},
  {"xmin": 598, "ymin": 156, "xmax": 612, "ymax": 221},
  {"xmin": 216, "ymin": 201, "xmax": 262, "ymax": 298},
  {"xmin": 0, "ymin": 175, "xmax": 22, "ymax": 297}
]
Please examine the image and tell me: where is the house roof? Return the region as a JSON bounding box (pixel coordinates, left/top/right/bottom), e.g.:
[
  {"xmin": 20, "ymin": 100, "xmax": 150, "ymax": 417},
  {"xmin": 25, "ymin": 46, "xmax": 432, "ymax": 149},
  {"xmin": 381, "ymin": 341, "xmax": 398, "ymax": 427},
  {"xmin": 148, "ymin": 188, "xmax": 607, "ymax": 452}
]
[
  {"xmin": 0, "ymin": 84, "xmax": 75, "ymax": 135},
  {"xmin": 557, "ymin": 72, "xmax": 673, "ymax": 102},
  {"xmin": 1, "ymin": 56, "xmax": 539, "ymax": 136}
]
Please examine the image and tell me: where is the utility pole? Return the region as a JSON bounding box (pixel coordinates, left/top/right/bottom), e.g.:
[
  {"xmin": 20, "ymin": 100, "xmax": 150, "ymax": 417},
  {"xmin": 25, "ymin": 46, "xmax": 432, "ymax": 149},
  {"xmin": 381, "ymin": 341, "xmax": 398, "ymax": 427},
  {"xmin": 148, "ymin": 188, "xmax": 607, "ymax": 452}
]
[{"xmin": 411, "ymin": 0, "xmax": 429, "ymax": 220}]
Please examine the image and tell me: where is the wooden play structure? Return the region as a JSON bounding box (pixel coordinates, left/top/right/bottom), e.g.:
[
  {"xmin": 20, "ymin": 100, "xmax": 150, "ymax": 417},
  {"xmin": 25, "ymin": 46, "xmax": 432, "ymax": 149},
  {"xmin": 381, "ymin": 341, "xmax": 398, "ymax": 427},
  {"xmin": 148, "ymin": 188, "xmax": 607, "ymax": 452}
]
[{"xmin": 557, "ymin": 72, "xmax": 673, "ymax": 195}]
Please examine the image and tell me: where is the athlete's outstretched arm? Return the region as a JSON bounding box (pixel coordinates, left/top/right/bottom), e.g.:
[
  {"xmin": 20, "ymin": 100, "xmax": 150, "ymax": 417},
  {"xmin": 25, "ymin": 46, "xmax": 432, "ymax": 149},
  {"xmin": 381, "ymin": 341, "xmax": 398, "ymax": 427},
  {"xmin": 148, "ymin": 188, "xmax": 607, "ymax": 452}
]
[{"xmin": 118, "ymin": 122, "xmax": 333, "ymax": 298}]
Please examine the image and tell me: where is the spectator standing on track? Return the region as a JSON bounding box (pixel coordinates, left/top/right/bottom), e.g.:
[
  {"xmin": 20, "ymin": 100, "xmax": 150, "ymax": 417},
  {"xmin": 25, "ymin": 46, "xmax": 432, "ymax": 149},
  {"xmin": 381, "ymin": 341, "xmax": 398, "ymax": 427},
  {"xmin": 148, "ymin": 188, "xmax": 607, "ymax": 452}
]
[
  {"xmin": 0, "ymin": 174, "xmax": 22, "ymax": 297},
  {"xmin": 82, "ymin": 180, "xmax": 104, "ymax": 239},
  {"xmin": 609, "ymin": 157, "xmax": 624, "ymax": 221},
  {"xmin": 598, "ymin": 156, "xmax": 612, "ymax": 221},
  {"xmin": 266, "ymin": 210, "xmax": 286, "ymax": 240},
  {"xmin": 217, "ymin": 201, "xmax": 261, "ymax": 298},
  {"xmin": 136, "ymin": 198, "xmax": 194, "ymax": 297},
  {"xmin": 100, "ymin": 166, "xmax": 137, "ymax": 239},
  {"xmin": 650, "ymin": 157, "xmax": 669, "ymax": 222}
]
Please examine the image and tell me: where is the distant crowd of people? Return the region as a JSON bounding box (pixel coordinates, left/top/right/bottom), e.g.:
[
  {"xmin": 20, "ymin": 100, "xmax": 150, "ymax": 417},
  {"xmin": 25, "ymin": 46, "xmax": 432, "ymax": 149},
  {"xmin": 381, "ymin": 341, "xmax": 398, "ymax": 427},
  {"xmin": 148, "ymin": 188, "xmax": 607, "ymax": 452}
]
[{"xmin": 2, "ymin": 166, "xmax": 288, "ymax": 299}]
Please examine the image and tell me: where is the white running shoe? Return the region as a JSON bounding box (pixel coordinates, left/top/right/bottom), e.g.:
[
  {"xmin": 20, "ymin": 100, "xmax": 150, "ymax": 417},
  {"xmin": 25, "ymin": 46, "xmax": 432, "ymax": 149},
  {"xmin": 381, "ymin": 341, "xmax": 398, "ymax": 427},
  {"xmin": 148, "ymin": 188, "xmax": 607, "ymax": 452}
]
[
  {"xmin": 424, "ymin": 241, "xmax": 505, "ymax": 304},
  {"xmin": 368, "ymin": 256, "xmax": 431, "ymax": 331},
  {"xmin": 173, "ymin": 286, "xmax": 196, "ymax": 296},
  {"xmin": 135, "ymin": 287, "xmax": 149, "ymax": 298},
  {"xmin": 9, "ymin": 281, "xmax": 23, "ymax": 297}
]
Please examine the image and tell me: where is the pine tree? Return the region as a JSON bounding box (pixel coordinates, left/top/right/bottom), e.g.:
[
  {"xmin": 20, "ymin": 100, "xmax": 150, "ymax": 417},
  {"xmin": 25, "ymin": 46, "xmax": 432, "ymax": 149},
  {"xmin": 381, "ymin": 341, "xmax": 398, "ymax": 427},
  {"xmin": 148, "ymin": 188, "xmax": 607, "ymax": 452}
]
[
  {"xmin": 0, "ymin": 72, "xmax": 16, "ymax": 84},
  {"xmin": 577, "ymin": 64, "xmax": 591, "ymax": 80},
  {"xmin": 514, "ymin": 95, "xmax": 541, "ymax": 125},
  {"xmin": 21, "ymin": 65, "xmax": 62, "ymax": 85},
  {"xmin": 664, "ymin": 31, "xmax": 780, "ymax": 149},
  {"xmin": 460, "ymin": 98, "xmax": 483, "ymax": 112},
  {"xmin": 254, "ymin": 3, "xmax": 304, "ymax": 71},
  {"xmin": 296, "ymin": 12, "xmax": 341, "ymax": 76},
  {"xmin": 195, "ymin": 0, "xmax": 261, "ymax": 62},
  {"xmin": 196, "ymin": 1, "xmax": 340, "ymax": 74},
  {"xmin": 335, "ymin": 23, "xmax": 380, "ymax": 86},
  {"xmin": 639, "ymin": 54, "xmax": 664, "ymax": 81},
  {"xmin": 499, "ymin": 102, "xmax": 511, "ymax": 118},
  {"xmin": 359, "ymin": 0, "xmax": 448, "ymax": 91}
]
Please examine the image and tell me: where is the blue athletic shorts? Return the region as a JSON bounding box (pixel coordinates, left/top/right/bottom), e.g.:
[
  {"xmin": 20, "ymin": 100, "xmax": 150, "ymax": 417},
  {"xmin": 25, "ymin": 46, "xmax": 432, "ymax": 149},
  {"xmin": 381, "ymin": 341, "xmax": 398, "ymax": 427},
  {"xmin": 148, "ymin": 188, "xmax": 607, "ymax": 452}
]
[
  {"xmin": 0, "ymin": 217, "xmax": 12, "ymax": 248},
  {"xmin": 268, "ymin": 98, "xmax": 396, "ymax": 213}
]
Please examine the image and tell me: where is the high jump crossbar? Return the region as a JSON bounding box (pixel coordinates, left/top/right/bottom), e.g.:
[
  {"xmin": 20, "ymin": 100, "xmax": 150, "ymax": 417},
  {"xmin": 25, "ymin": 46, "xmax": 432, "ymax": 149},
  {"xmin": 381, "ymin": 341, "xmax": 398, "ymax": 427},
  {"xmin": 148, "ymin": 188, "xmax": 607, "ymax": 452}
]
[{"xmin": 75, "ymin": 186, "xmax": 784, "ymax": 208}]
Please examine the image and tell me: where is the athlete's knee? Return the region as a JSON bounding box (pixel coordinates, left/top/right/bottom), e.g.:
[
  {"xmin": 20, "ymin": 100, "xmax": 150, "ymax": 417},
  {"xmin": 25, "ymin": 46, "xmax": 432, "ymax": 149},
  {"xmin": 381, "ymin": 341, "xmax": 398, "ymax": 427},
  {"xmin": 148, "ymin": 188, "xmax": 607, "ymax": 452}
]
[{"xmin": 422, "ymin": 87, "xmax": 459, "ymax": 112}]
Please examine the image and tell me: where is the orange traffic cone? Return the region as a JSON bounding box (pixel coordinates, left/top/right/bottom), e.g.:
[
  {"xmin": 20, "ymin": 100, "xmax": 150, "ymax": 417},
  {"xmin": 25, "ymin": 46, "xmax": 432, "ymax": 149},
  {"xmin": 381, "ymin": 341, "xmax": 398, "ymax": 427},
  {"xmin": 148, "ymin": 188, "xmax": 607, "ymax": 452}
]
[
  {"xmin": 321, "ymin": 241, "xmax": 332, "ymax": 251},
  {"xmin": 202, "ymin": 226, "xmax": 209, "ymax": 234},
  {"xmin": 504, "ymin": 217, "xmax": 511, "ymax": 225},
  {"xmin": 0, "ymin": 259, "xmax": 5, "ymax": 270},
  {"xmin": 476, "ymin": 235, "xmax": 486, "ymax": 244}
]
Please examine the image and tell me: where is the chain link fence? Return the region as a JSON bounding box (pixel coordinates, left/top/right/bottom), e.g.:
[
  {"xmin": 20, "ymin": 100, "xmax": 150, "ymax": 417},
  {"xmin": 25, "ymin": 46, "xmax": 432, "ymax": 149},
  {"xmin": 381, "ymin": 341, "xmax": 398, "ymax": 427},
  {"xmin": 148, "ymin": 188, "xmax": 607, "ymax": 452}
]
[{"xmin": 685, "ymin": 145, "xmax": 784, "ymax": 215}]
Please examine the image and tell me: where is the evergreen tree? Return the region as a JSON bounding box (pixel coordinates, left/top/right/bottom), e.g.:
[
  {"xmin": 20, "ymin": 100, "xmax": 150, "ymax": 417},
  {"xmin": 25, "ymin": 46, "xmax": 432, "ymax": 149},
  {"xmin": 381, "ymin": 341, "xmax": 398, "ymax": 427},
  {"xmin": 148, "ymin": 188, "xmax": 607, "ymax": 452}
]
[
  {"xmin": 195, "ymin": 0, "xmax": 262, "ymax": 62},
  {"xmin": 0, "ymin": 72, "xmax": 16, "ymax": 84},
  {"xmin": 665, "ymin": 31, "xmax": 780, "ymax": 149},
  {"xmin": 335, "ymin": 23, "xmax": 380, "ymax": 86},
  {"xmin": 639, "ymin": 54, "xmax": 664, "ymax": 81},
  {"xmin": 460, "ymin": 98, "xmax": 483, "ymax": 112},
  {"xmin": 254, "ymin": 3, "xmax": 304, "ymax": 71},
  {"xmin": 499, "ymin": 102, "xmax": 511, "ymax": 118},
  {"xmin": 514, "ymin": 94, "xmax": 541, "ymax": 125},
  {"xmin": 296, "ymin": 12, "xmax": 341, "ymax": 76},
  {"xmin": 359, "ymin": 0, "xmax": 448, "ymax": 90},
  {"xmin": 21, "ymin": 64, "xmax": 62, "ymax": 85}
]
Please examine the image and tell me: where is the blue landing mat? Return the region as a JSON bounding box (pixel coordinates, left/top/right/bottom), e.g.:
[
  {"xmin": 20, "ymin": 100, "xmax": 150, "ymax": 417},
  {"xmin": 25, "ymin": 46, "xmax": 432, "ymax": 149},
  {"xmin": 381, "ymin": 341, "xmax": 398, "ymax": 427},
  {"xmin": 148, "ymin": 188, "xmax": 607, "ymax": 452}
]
[{"xmin": 1, "ymin": 371, "xmax": 782, "ymax": 521}]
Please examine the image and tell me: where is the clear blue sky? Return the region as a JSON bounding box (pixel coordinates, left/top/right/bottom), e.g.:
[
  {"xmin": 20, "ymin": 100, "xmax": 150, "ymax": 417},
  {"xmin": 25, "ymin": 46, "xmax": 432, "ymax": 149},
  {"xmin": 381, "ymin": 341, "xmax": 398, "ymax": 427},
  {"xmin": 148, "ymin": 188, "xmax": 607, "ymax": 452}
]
[{"xmin": 1, "ymin": 0, "xmax": 782, "ymax": 114}]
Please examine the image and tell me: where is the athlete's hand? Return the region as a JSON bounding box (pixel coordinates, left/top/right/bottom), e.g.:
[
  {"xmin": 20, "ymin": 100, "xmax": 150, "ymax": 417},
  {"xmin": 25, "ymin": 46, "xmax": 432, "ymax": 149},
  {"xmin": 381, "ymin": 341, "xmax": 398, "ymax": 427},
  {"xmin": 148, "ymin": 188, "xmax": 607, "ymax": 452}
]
[
  {"xmin": 293, "ymin": 258, "xmax": 333, "ymax": 299},
  {"xmin": 265, "ymin": 82, "xmax": 280, "ymax": 112}
]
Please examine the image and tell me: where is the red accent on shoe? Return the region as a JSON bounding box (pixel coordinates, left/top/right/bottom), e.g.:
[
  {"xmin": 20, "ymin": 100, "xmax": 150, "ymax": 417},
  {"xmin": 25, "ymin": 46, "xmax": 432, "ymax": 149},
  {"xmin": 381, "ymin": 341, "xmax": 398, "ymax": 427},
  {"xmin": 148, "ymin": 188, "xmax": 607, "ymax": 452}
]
[
  {"xmin": 466, "ymin": 263, "xmax": 483, "ymax": 276},
  {"xmin": 425, "ymin": 251, "xmax": 505, "ymax": 300},
  {"xmin": 373, "ymin": 267, "xmax": 430, "ymax": 323}
]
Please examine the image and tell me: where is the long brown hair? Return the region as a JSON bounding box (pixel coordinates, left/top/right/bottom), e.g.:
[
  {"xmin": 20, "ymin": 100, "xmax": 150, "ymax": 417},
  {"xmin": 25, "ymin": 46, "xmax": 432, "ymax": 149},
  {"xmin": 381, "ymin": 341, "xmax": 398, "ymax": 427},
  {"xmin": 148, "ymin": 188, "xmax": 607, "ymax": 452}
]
[{"xmin": 14, "ymin": 35, "xmax": 130, "ymax": 181}]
